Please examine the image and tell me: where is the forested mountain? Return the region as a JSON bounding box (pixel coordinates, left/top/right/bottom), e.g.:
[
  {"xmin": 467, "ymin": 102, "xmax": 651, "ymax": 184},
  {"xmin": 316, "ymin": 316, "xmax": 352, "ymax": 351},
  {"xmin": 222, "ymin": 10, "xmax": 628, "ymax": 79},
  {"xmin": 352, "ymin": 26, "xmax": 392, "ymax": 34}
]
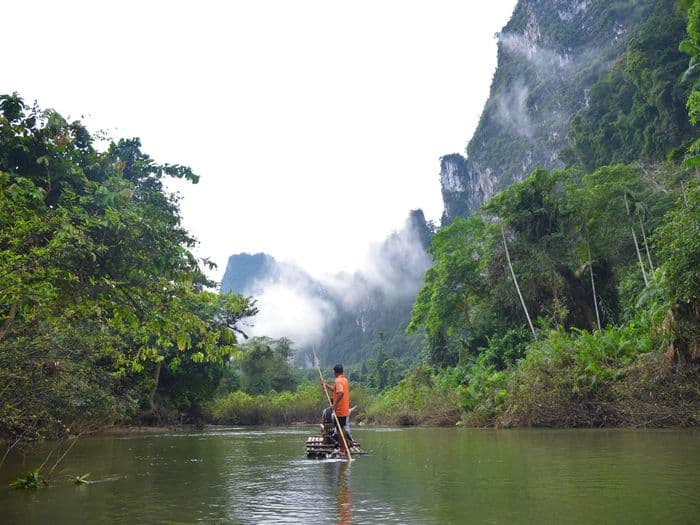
[
  {"xmin": 440, "ymin": 0, "xmax": 692, "ymax": 224},
  {"xmin": 392, "ymin": 0, "xmax": 699, "ymax": 428}
]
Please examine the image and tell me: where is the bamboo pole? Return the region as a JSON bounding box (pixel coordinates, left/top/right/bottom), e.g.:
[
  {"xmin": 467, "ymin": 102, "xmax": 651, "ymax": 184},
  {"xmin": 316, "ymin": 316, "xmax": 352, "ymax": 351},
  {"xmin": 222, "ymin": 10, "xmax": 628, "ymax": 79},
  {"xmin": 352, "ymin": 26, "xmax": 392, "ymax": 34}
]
[{"xmin": 312, "ymin": 348, "xmax": 352, "ymax": 461}]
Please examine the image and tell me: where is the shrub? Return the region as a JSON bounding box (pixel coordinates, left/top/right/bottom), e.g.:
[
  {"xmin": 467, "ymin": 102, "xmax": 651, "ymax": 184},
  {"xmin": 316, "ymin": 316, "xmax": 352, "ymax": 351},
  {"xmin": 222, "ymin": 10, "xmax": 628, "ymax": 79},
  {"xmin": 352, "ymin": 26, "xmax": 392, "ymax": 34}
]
[
  {"xmin": 365, "ymin": 366, "xmax": 460, "ymax": 426},
  {"xmin": 205, "ymin": 383, "xmax": 327, "ymax": 425},
  {"xmin": 497, "ymin": 321, "xmax": 658, "ymax": 427}
]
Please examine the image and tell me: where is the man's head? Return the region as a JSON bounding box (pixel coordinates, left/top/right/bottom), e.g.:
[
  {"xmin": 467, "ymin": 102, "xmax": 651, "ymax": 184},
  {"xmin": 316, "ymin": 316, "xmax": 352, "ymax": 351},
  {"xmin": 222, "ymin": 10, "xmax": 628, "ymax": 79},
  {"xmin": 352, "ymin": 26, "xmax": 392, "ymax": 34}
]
[{"xmin": 333, "ymin": 364, "xmax": 343, "ymax": 376}]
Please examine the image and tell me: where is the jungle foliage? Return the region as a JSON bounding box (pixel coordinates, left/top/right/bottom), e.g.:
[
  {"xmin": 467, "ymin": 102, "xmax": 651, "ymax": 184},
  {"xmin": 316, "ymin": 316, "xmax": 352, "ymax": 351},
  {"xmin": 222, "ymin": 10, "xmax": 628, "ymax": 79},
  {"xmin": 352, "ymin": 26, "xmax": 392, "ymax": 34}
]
[
  {"xmin": 378, "ymin": 1, "xmax": 700, "ymax": 427},
  {"xmin": 2, "ymin": 1, "xmax": 700, "ymax": 438},
  {"xmin": 394, "ymin": 162, "xmax": 699, "ymax": 427},
  {"xmin": 0, "ymin": 95, "xmax": 257, "ymax": 441},
  {"xmin": 566, "ymin": 0, "xmax": 696, "ymax": 169},
  {"xmin": 402, "ymin": 157, "xmax": 699, "ymax": 423}
]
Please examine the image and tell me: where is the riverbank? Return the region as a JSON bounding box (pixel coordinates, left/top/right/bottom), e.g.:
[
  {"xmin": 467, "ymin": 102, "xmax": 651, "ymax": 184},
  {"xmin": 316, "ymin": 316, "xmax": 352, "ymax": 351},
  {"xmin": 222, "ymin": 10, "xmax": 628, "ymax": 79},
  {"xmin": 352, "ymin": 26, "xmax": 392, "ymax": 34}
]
[
  {"xmin": 494, "ymin": 352, "xmax": 700, "ymax": 428},
  {"xmin": 98, "ymin": 425, "xmax": 203, "ymax": 435},
  {"xmin": 2, "ymin": 352, "xmax": 697, "ymax": 448},
  {"xmin": 363, "ymin": 351, "xmax": 700, "ymax": 429}
]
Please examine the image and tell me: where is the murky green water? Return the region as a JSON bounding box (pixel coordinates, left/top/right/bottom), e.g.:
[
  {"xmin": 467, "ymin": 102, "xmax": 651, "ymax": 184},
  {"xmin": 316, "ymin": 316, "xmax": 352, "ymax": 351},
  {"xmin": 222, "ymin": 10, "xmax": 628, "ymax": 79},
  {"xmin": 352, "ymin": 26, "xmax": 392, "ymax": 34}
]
[{"xmin": 1, "ymin": 427, "xmax": 698, "ymax": 524}]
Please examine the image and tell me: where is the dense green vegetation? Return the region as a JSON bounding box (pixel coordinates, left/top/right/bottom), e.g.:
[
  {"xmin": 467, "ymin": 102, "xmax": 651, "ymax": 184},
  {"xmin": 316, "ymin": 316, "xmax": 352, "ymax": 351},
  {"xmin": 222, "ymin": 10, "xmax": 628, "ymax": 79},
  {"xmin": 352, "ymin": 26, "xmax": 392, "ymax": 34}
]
[
  {"xmin": 368, "ymin": 0, "xmax": 700, "ymax": 427},
  {"xmin": 565, "ymin": 1, "xmax": 694, "ymax": 169},
  {"xmin": 679, "ymin": 0, "xmax": 700, "ymax": 167},
  {"xmin": 0, "ymin": 95, "xmax": 257, "ymax": 441},
  {"xmin": 369, "ymin": 164, "xmax": 697, "ymax": 427},
  {"xmin": 2, "ymin": 1, "xmax": 699, "ymax": 442}
]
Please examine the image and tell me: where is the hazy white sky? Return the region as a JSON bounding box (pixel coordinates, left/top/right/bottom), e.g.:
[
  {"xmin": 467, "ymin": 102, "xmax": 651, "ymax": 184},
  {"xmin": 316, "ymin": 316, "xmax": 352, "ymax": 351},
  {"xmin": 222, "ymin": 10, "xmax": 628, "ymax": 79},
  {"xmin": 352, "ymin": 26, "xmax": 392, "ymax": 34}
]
[{"xmin": 4, "ymin": 0, "xmax": 517, "ymax": 281}]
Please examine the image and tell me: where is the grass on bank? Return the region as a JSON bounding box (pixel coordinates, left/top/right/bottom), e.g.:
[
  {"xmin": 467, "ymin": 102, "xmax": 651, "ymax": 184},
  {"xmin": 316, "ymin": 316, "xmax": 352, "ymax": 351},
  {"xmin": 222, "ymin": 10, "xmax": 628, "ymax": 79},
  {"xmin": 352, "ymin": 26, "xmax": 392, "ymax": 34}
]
[{"xmin": 205, "ymin": 383, "xmax": 376, "ymax": 426}]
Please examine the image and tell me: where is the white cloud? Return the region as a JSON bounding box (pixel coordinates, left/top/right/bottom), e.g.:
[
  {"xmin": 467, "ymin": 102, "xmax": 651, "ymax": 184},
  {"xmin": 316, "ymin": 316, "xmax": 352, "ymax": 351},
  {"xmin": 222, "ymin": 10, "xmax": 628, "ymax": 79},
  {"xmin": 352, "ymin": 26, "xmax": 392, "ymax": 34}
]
[
  {"xmin": 244, "ymin": 281, "xmax": 335, "ymax": 348},
  {"xmin": 494, "ymin": 80, "xmax": 534, "ymax": 139},
  {"xmin": 238, "ymin": 214, "xmax": 431, "ymax": 347}
]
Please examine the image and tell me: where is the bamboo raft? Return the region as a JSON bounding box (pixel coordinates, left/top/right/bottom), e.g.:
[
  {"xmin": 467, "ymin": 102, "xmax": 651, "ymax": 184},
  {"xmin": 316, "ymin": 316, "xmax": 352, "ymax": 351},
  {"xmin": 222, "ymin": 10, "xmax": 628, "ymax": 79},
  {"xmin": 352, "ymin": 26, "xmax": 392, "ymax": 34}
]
[
  {"xmin": 305, "ymin": 422, "xmax": 368, "ymax": 459},
  {"xmin": 304, "ymin": 434, "xmax": 367, "ymax": 459}
]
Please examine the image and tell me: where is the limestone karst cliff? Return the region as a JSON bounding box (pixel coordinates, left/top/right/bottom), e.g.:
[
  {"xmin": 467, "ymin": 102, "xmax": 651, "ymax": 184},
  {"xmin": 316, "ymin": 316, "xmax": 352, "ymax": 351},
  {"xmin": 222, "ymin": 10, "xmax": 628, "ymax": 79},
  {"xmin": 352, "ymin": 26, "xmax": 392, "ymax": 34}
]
[{"xmin": 440, "ymin": 0, "xmax": 661, "ymax": 224}]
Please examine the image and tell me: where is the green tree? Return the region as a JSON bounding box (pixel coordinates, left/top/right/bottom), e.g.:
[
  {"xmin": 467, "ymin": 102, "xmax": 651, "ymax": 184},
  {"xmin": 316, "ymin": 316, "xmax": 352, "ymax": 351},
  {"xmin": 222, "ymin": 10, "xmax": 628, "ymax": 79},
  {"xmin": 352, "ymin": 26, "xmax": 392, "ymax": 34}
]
[
  {"xmin": 567, "ymin": 2, "xmax": 695, "ymax": 170},
  {"xmin": 237, "ymin": 337, "xmax": 300, "ymax": 395},
  {"xmin": 654, "ymin": 179, "xmax": 700, "ymax": 363},
  {"xmin": 408, "ymin": 217, "xmax": 491, "ymax": 367},
  {"xmin": 0, "ymin": 94, "xmax": 256, "ymax": 439},
  {"xmin": 484, "ymin": 168, "xmax": 600, "ymax": 330}
]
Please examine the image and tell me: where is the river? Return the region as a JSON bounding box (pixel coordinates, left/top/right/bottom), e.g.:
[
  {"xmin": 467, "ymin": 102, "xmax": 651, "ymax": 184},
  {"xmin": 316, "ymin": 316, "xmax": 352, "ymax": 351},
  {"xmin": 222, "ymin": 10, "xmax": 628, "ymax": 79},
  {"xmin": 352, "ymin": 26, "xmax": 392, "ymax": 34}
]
[{"xmin": 1, "ymin": 427, "xmax": 698, "ymax": 524}]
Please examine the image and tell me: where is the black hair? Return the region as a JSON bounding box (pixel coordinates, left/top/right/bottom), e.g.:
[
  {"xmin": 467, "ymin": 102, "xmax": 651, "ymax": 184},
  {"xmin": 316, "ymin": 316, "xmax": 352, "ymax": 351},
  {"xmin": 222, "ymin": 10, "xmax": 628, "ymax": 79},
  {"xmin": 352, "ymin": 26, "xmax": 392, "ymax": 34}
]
[{"xmin": 333, "ymin": 364, "xmax": 343, "ymax": 374}]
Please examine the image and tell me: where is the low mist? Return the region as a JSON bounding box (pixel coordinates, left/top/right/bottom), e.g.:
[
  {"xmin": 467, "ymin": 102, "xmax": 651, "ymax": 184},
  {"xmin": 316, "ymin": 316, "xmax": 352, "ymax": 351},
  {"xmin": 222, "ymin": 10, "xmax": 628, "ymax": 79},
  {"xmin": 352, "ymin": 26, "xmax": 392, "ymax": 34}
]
[{"xmin": 231, "ymin": 211, "xmax": 432, "ymax": 350}]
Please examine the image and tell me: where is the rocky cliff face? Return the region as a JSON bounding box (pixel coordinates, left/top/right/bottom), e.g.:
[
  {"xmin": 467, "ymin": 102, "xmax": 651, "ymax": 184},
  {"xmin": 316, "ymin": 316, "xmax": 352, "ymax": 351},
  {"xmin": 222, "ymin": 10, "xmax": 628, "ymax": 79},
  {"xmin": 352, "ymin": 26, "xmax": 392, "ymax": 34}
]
[
  {"xmin": 440, "ymin": 0, "xmax": 656, "ymax": 224},
  {"xmin": 220, "ymin": 252, "xmax": 277, "ymax": 295}
]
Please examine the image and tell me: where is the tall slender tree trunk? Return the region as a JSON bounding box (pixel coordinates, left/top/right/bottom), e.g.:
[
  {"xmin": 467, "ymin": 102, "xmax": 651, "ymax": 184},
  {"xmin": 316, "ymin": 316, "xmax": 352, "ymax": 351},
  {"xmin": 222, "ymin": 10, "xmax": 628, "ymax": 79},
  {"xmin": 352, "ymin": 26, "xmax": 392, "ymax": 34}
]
[
  {"xmin": 681, "ymin": 181, "xmax": 688, "ymax": 205},
  {"xmin": 637, "ymin": 211, "xmax": 655, "ymax": 273},
  {"xmin": 501, "ymin": 224, "xmax": 537, "ymax": 340},
  {"xmin": 0, "ymin": 301, "xmax": 18, "ymax": 343},
  {"xmin": 624, "ymin": 194, "xmax": 648, "ymax": 286},
  {"xmin": 587, "ymin": 242, "xmax": 601, "ymax": 331},
  {"xmin": 148, "ymin": 361, "xmax": 162, "ymax": 415},
  {"xmin": 632, "ymin": 227, "xmax": 648, "ymax": 285}
]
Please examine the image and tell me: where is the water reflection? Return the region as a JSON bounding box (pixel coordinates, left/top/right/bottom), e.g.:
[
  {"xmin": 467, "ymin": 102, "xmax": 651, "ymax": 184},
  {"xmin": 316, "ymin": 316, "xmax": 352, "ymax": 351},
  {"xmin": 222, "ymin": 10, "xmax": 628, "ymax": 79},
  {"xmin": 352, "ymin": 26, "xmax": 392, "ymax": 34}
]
[
  {"xmin": 322, "ymin": 461, "xmax": 352, "ymax": 524},
  {"xmin": 0, "ymin": 427, "xmax": 698, "ymax": 524}
]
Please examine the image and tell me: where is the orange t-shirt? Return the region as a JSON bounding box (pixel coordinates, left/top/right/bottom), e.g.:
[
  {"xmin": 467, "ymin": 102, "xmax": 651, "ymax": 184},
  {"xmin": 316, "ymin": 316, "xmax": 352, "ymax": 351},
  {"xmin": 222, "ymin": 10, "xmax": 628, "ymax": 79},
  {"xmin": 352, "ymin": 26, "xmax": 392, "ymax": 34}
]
[{"xmin": 333, "ymin": 374, "xmax": 350, "ymax": 417}]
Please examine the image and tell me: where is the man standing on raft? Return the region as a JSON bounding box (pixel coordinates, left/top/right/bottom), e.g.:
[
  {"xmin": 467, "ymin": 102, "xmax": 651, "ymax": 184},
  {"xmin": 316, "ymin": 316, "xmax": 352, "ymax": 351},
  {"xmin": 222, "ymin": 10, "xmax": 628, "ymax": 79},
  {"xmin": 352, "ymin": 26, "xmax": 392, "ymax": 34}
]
[{"xmin": 321, "ymin": 364, "xmax": 351, "ymax": 451}]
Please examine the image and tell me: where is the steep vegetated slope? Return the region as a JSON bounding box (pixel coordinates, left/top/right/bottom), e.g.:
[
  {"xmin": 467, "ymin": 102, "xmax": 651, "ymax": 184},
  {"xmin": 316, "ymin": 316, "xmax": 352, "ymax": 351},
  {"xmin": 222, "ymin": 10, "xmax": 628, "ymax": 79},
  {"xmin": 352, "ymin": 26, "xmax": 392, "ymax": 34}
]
[
  {"xmin": 369, "ymin": 0, "xmax": 699, "ymax": 427},
  {"xmin": 441, "ymin": 0, "xmax": 668, "ymax": 223},
  {"xmin": 566, "ymin": 1, "xmax": 696, "ymax": 168}
]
